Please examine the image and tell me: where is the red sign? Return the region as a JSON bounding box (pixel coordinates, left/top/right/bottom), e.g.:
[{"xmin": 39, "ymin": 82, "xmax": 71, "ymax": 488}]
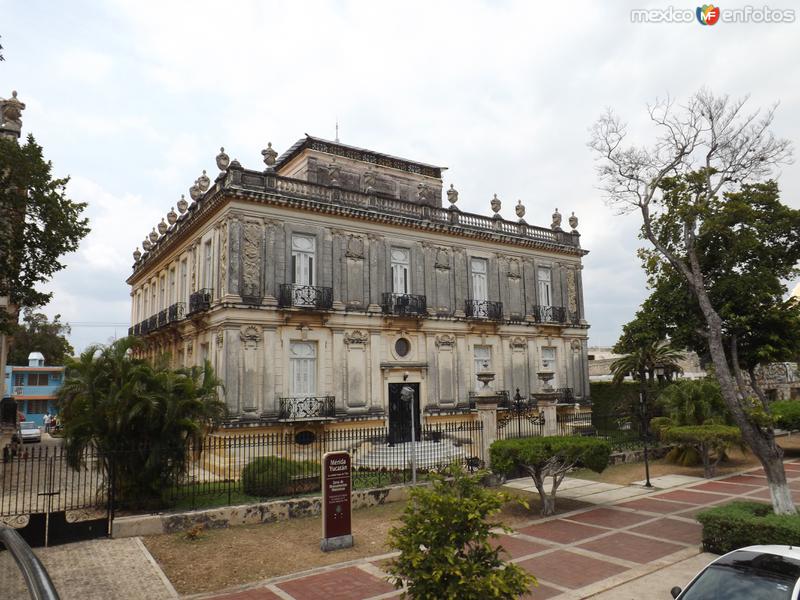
[{"xmin": 322, "ymin": 451, "xmax": 352, "ymax": 542}]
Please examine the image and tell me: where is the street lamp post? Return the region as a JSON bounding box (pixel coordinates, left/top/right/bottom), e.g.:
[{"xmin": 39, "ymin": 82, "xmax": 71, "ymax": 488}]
[
  {"xmin": 640, "ymin": 388, "xmax": 652, "ymax": 488},
  {"xmin": 401, "ymin": 385, "xmax": 417, "ymax": 485}
]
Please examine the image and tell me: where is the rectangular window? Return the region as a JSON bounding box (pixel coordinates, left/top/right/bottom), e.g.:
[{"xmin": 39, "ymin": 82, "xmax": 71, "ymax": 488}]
[
  {"xmin": 473, "ymin": 346, "xmax": 492, "ymax": 392},
  {"xmin": 143, "ymin": 285, "xmax": 149, "ymax": 316},
  {"xmin": 159, "ymin": 275, "xmax": 166, "ymax": 311},
  {"xmin": 14, "ymin": 374, "xmax": 24, "ymax": 387},
  {"xmin": 390, "ymin": 247, "xmax": 410, "ymax": 294},
  {"xmin": 28, "ymin": 373, "xmax": 49, "ymax": 386},
  {"xmin": 470, "ymin": 258, "xmax": 488, "ymax": 302},
  {"xmin": 26, "ymin": 400, "xmax": 48, "ymax": 415},
  {"xmin": 180, "ymin": 258, "xmax": 188, "ymax": 303},
  {"xmin": 136, "ymin": 291, "xmax": 142, "ymax": 323},
  {"xmin": 150, "ymin": 281, "xmax": 157, "ymax": 316},
  {"xmin": 204, "ymin": 240, "xmax": 213, "ymax": 289},
  {"xmin": 169, "ymin": 267, "xmax": 176, "ymax": 304},
  {"xmin": 289, "ymin": 341, "xmax": 317, "ymax": 397},
  {"xmin": 291, "ymin": 235, "xmax": 316, "ymax": 287},
  {"xmin": 538, "ymin": 267, "xmax": 552, "ymax": 307}
]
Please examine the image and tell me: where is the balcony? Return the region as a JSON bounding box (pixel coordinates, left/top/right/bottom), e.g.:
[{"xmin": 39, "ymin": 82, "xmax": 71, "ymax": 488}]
[
  {"xmin": 168, "ymin": 302, "xmax": 186, "ymax": 323},
  {"xmin": 278, "ymin": 396, "xmax": 336, "ymax": 421},
  {"xmin": 189, "ymin": 288, "xmax": 213, "ymax": 314},
  {"xmin": 157, "ymin": 309, "xmax": 168, "ymax": 328},
  {"xmin": 465, "ymin": 299, "xmax": 503, "ymax": 321},
  {"xmin": 128, "ymin": 326, "xmax": 133, "ymax": 336},
  {"xmin": 147, "ymin": 314, "xmax": 158, "ymax": 331},
  {"xmin": 278, "ymin": 284, "xmax": 333, "ymax": 310},
  {"xmin": 140, "ymin": 319, "xmax": 150, "ymax": 334},
  {"xmin": 381, "ymin": 293, "xmax": 427, "ymax": 317},
  {"xmin": 533, "ymin": 305, "xmax": 567, "ymax": 324}
]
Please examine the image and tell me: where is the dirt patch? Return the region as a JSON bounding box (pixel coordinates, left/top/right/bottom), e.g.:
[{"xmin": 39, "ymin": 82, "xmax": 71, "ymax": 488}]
[
  {"xmin": 142, "ymin": 487, "xmax": 587, "ymax": 595},
  {"xmin": 570, "ymin": 436, "xmax": 800, "ymax": 485}
]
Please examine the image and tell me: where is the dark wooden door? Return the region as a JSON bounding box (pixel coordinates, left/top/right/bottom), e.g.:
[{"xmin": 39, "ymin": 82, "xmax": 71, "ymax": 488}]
[{"xmin": 388, "ymin": 383, "xmax": 421, "ymax": 445}]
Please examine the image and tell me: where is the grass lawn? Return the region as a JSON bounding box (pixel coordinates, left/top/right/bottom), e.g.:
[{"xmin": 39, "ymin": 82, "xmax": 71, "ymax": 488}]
[
  {"xmin": 569, "ymin": 434, "xmax": 800, "ymax": 485},
  {"xmin": 142, "ymin": 487, "xmax": 588, "ymax": 595}
]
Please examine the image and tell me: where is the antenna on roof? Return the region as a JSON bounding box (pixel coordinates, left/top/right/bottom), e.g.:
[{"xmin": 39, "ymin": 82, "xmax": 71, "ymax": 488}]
[{"xmin": 335, "ymin": 118, "xmax": 339, "ymax": 143}]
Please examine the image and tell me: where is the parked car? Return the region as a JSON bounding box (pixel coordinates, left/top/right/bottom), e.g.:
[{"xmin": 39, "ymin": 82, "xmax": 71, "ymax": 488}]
[
  {"xmin": 671, "ymin": 546, "xmax": 800, "ymax": 599},
  {"xmin": 16, "ymin": 421, "xmax": 42, "ymax": 443}
]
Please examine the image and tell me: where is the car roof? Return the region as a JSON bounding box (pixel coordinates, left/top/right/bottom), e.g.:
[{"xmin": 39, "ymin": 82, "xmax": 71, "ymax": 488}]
[
  {"xmin": 19, "ymin": 422, "xmax": 37, "ymax": 428},
  {"xmin": 713, "ymin": 547, "xmax": 800, "ymax": 581},
  {"xmin": 734, "ymin": 546, "xmax": 800, "ymax": 562}
]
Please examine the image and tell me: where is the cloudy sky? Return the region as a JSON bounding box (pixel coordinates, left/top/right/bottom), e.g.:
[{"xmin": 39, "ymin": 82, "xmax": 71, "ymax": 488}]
[{"xmin": 2, "ymin": 0, "xmax": 799, "ymax": 353}]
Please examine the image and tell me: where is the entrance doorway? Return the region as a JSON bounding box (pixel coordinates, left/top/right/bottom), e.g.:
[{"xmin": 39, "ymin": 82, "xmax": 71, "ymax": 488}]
[
  {"xmin": 1, "ymin": 397, "xmax": 17, "ymax": 426},
  {"xmin": 388, "ymin": 383, "xmax": 421, "ymax": 445}
]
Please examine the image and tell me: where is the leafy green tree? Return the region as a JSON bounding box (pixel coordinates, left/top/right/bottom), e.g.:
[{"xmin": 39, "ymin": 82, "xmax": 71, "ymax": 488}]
[
  {"xmin": 490, "ymin": 437, "xmax": 611, "ymax": 516},
  {"xmin": 664, "ymin": 425, "xmax": 741, "ymax": 478},
  {"xmin": 8, "ymin": 308, "xmax": 74, "ymax": 365},
  {"xmin": 591, "ymin": 90, "xmax": 799, "ymax": 514},
  {"xmin": 771, "ymin": 401, "xmax": 800, "ymax": 432},
  {"xmin": 609, "ymin": 341, "xmax": 684, "ymax": 385},
  {"xmin": 0, "ymin": 135, "xmax": 90, "ymax": 331},
  {"xmin": 658, "ymin": 379, "xmax": 728, "ymax": 426},
  {"xmin": 57, "ymin": 337, "xmax": 225, "ymax": 506},
  {"xmin": 387, "ymin": 463, "xmax": 535, "ymax": 600}
]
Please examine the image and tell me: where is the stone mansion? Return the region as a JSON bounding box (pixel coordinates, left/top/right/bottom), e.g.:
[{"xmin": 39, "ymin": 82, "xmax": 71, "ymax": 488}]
[{"xmin": 127, "ymin": 136, "xmax": 590, "ymax": 433}]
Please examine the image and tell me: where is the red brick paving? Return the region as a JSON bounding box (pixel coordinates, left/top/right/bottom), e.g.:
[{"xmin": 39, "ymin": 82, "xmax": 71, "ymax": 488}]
[
  {"xmin": 578, "ymin": 532, "xmax": 685, "ymax": 564},
  {"xmin": 276, "ymin": 566, "xmax": 395, "ymax": 600},
  {"xmin": 717, "ymin": 474, "xmax": 766, "ymax": 485},
  {"xmin": 210, "ymin": 589, "xmax": 284, "ymax": 600},
  {"xmin": 689, "ymin": 481, "xmax": 765, "ymax": 495},
  {"xmin": 783, "ymin": 463, "xmax": 800, "ymax": 472},
  {"xmin": 518, "ymin": 550, "xmax": 627, "ymax": 589},
  {"xmin": 519, "ymin": 519, "xmax": 608, "ymax": 544},
  {"xmin": 491, "ymin": 534, "xmax": 552, "ymax": 559},
  {"xmin": 629, "ymin": 517, "xmax": 703, "ymax": 545},
  {"xmin": 656, "ymin": 490, "xmax": 730, "ymax": 505},
  {"xmin": 616, "ymin": 497, "xmax": 693, "ymax": 514},
  {"xmin": 565, "ymin": 507, "xmax": 653, "ymax": 529},
  {"xmin": 520, "ymin": 581, "xmax": 564, "ymax": 599}
]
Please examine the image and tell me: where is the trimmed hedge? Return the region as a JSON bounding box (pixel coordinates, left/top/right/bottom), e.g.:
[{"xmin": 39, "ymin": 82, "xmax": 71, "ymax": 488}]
[
  {"xmin": 772, "ymin": 400, "xmax": 800, "ymax": 431},
  {"xmin": 241, "ymin": 457, "xmax": 319, "ymax": 497},
  {"xmin": 697, "ymin": 501, "xmax": 800, "ymax": 554}
]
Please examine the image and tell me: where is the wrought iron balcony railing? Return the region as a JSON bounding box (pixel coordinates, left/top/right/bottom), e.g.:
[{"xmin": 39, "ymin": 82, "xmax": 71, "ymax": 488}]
[
  {"xmin": 557, "ymin": 387, "xmax": 575, "ymax": 403},
  {"xmin": 133, "ymin": 322, "xmax": 141, "ymax": 336},
  {"xmin": 533, "ymin": 305, "xmax": 567, "ymax": 324},
  {"xmin": 168, "ymin": 302, "xmax": 186, "ymax": 323},
  {"xmin": 465, "ymin": 299, "xmax": 503, "ymax": 321},
  {"xmin": 157, "ymin": 309, "xmax": 168, "ymax": 328},
  {"xmin": 278, "ymin": 284, "xmax": 333, "ymax": 310},
  {"xmin": 128, "ymin": 326, "xmax": 133, "ymax": 336},
  {"xmin": 140, "ymin": 319, "xmax": 150, "ymax": 334},
  {"xmin": 381, "ymin": 292, "xmax": 427, "ymax": 317},
  {"xmin": 277, "ymin": 396, "xmax": 336, "ymax": 420},
  {"xmin": 147, "ymin": 314, "xmax": 158, "ymax": 331},
  {"xmin": 189, "ymin": 288, "xmax": 213, "ymax": 314}
]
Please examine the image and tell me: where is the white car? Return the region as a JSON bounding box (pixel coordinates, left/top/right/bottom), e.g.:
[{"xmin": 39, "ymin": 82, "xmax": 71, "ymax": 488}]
[
  {"xmin": 672, "ymin": 545, "xmax": 800, "ymax": 599},
  {"xmin": 16, "ymin": 421, "xmax": 42, "ymax": 443}
]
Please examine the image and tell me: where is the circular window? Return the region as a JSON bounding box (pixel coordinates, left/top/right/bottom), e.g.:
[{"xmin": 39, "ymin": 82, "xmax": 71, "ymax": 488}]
[
  {"xmin": 294, "ymin": 430, "xmax": 317, "ymax": 446},
  {"xmin": 395, "ymin": 337, "xmax": 411, "ymax": 357}
]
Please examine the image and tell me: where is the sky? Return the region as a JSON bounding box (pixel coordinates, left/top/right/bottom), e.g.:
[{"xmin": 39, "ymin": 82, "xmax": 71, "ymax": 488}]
[{"xmin": 1, "ymin": 0, "xmax": 799, "ymax": 354}]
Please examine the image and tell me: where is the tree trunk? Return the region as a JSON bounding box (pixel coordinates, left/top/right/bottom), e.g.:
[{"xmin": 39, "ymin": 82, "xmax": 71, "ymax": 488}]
[
  {"xmin": 541, "ymin": 494, "xmax": 555, "ymax": 517},
  {"xmin": 693, "ymin": 284, "xmax": 796, "ymax": 514},
  {"xmin": 527, "ymin": 467, "xmax": 555, "ymax": 516}
]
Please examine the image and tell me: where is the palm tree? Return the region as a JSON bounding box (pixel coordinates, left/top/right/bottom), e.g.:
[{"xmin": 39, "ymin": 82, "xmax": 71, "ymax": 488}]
[
  {"xmin": 57, "ymin": 337, "xmax": 225, "ymax": 506},
  {"xmin": 610, "ymin": 341, "xmax": 684, "ymax": 385}
]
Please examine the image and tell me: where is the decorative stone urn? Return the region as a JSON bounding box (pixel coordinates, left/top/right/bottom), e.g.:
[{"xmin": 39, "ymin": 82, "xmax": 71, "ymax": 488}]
[
  {"xmin": 516, "ymin": 199, "xmax": 526, "ymax": 223},
  {"xmin": 490, "ymin": 193, "xmax": 502, "ymax": 219},
  {"xmin": 569, "ymin": 211, "xmax": 579, "ymax": 231},
  {"xmin": 446, "ymin": 184, "xmax": 459, "ymax": 209},
  {"xmin": 216, "ymin": 147, "xmax": 230, "ymax": 171},
  {"xmin": 189, "ymin": 181, "xmax": 202, "ymax": 201},
  {"xmin": 262, "ymin": 142, "xmax": 278, "ymax": 167},
  {"xmin": 157, "ymin": 218, "xmax": 168, "ymax": 235},
  {"xmin": 167, "ymin": 207, "xmax": 177, "ymax": 225},
  {"xmin": 133, "ymin": 247, "xmax": 141, "ymax": 261},
  {"xmin": 177, "ymin": 194, "xmax": 189, "ymax": 214},
  {"xmin": 197, "ymin": 170, "xmax": 211, "ymax": 192},
  {"xmin": 148, "ymin": 228, "xmax": 159, "ymax": 243},
  {"xmin": 142, "ymin": 238, "xmax": 152, "ymax": 251}
]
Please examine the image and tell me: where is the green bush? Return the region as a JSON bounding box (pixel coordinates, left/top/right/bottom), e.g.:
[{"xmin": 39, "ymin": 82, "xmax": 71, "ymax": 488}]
[
  {"xmin": 664, "ymin": 424, "xmax": 741, "ymax": 478},
  {"xmin": 387, "ymin": 463, "xmax": 536, "ymax": 600},
  {"xmin": 649, "ymin": 416, "xmax": 673, "ymax": 439},
  {"xmin": 697, "ymin": 501, "xmax": 800, "ymax": 554},
  {"xmin": 241, "ymin": 457, "xmax": 319, "ymax": 497},
  {"xmin": 589, "ymin": 381, "xmax": 643, "ymax": 414},
  {"xmin": 490, "ymin": 436, "xmax": 611, "ymax": 515},
  {"xmin": 772, "ymin": 400, "xmax": 800, "ymax": 431}
]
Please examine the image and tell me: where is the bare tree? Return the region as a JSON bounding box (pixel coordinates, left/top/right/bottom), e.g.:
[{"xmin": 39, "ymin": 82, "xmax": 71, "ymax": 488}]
[{"xmin": 589, "ymin": 89, "xmax": 796, "ymax": 514}]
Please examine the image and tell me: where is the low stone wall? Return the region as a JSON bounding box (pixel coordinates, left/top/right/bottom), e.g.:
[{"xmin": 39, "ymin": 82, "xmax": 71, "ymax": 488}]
[
  {"xmin": 608, "ymin": 445, "xmax": 670, "ymax": 465},
  {"xmin": 112, "ymin": 483, "xmax": 412, "ymax": 539}
]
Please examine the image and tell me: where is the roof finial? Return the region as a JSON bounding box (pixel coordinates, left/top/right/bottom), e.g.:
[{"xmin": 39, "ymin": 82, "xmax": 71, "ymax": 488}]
[{"xmin": 335, "ymin": 118, "xmax": 339, "ymax": 143}]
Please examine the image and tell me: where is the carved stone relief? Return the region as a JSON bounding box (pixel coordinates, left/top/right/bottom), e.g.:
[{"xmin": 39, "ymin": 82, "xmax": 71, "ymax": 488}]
[
  {"xmin": 242, "ymin": 222, "xmax": 262, "ymax": 297},
  {"xmin": 344, "ymin": 330, "xmax": 369, "ymax": 346},
  {"xmin": 435, "ymin": 334, "xmax": 456, "ymax": 348},
  {"xmin": 567, "ymin": 268, "xmax": 578, "ymax": 315},
  {"xmin": 345, "ymin": 235, "xmax": 365, "ymax": 260},
  {"xmin": 507, "ymin": 258, "xmax": 521, "ymax": 280},
  {"xmin": 434, "ymin": 247, "xmax": 450, "ymax": 270},
  {"xmin": 240, "ymin": 325, "xmax": 262, "ymax": 346},
  {"xmin": 510, "ymin": 336, "xmax": 527, "ymax": 350},
  {"xmin": 220, "ymin": 222, "xmax": 228, "ymax": 296}
]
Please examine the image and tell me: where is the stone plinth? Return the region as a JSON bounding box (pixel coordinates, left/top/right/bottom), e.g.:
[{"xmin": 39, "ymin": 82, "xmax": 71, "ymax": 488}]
[{"xmin": 533, "ymin": 392, "xmax": 560, "ymax": 436}]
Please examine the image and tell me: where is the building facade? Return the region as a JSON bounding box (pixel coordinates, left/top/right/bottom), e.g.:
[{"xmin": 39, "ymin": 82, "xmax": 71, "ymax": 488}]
[
  {"xmin": 2, "ymin": 352, "xmax": 64, "ymax": 426},
  {"xmin": 127, "ymin": 136, "xmax": 591, "ymax": 433}
]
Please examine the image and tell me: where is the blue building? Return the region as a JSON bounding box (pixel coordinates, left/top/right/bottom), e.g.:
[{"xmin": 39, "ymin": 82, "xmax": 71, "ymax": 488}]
[{"xmin": 1, "ymin": 352, "xmax": 65, "ymax": 427}]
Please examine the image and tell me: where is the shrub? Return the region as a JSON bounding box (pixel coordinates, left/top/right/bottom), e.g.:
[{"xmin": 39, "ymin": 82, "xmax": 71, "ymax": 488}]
[
  {"xmin": 697, "ymin": 501, "xmax": 800, "ymax": 554},
  {"xmin": 658, "ymin": 379, "xmax": 728, "ymax": 426},
  {"xmin": 771, "ymin": 400, "xmax": 800, "ymax": 431},
  {"xmin": 490, "ymin": 436, "xmax": 611, "ymax": 516},
  {"xmin": 387, "ymin": 463, "xmax": 536, "ymax": 600},
  {"xmin": 663, "ymin": 425, "xmax": 741, "ymax": 478},
  {"xmin": 241, "ymin": 457, "xmax": 319, "ymax": 497},
  {"xmin": 649, "ymin": 416, "xmax": 673, "ymax": 439}
]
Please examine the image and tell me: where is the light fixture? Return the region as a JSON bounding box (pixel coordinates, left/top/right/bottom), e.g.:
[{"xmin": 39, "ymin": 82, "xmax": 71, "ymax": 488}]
[{"xmin": 403, "ymin": 371, "xmax": 409, "ymax": 381}]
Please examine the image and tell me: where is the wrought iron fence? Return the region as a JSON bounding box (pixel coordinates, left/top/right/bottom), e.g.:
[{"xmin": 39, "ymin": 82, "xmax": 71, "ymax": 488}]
[
  {"xmin": 557, "ymin": 411, "xmax": 644, "ymax": 450},
  {"xmin": 189, "ymin": 288, "xmax": 213, "ymax": 314},
  {"xmin": 277, "ymin": 397, "xmax": 336, "ymax": 420},
  {"xmin": 381, "ymin": 293, "xmax": 427, "ymax": 317},
  {"xmin": 278, "ymin": 284, "xmax": 334, "ymax": 310},
  {"xmin": 532, "ymin": 305, "xmax": 567, "ymax": 323},
  {"xmin": 465, "ymin": 299, "xmax": 503, "ymax": 320}
]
